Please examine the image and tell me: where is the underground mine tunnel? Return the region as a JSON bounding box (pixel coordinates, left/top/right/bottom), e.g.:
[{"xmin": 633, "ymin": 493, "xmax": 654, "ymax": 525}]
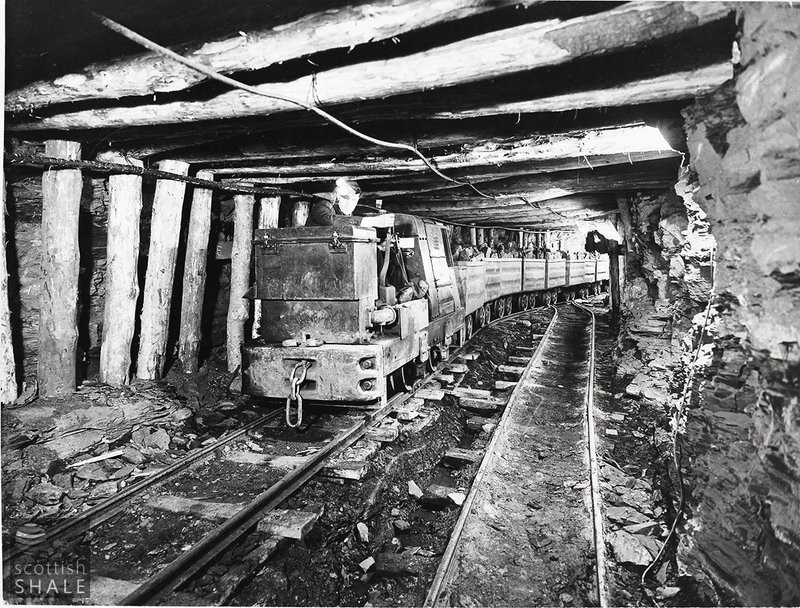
[{"xmin": 1, "ymin": 1, "xmax": 798, "ymax": 606}]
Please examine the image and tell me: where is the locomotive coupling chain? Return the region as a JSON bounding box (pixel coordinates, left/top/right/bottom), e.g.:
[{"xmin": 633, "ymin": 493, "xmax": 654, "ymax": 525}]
[{"xmin": 286, "ymin": 360, "xmax": 312, "ymax": 428}]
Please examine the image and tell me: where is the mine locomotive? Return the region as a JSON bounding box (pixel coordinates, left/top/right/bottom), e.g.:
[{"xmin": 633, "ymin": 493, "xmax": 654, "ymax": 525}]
[{"xmin": 242, "ymin": 212, "xmax": 611, "ymax": 426}]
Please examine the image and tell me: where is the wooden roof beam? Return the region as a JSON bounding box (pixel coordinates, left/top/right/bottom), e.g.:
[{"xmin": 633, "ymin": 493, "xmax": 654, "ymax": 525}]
[
  {"xmin": 6, "ymin": 0, "xmax": 536, "ymax": 112},
  {"xmin": 209, "ymin": 123, "xmax": 679, "ymax": 178},
  {"xmin": 427, "ymin": 62, "xmax": 731, "ymax": 120},
  {"xmin": 381, "ymin": 159, "xmax": 679, "ymax": 212},
  {"xmin": 10, "ymin": 2, "xmax": 731, "ymax": 131}
]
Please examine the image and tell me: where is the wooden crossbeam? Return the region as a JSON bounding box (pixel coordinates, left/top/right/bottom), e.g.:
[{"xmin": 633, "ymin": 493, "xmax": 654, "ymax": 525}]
[
  {"xmin": 381, "ymin": 159, "xmax": 679, "ymax": 211},
  {"xmin": 416, "ymin": 62, "xmax": 733, "ymax": 120},
  {"xmin": 9, "ymin": 2, "xmax": 730, "ymax": 131},
  {"xmin": 7, "ymin": 0, "xmax": 534, "ymax": 112},
  {"xmin": 210, "ymin": 125, "xmax": 678, "ymax": 177}
]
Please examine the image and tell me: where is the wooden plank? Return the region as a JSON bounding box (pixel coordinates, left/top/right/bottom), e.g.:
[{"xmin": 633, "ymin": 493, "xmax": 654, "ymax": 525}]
[
  {"xmin": 366, "ymin": 419, "xmax": 400, "ymax": 443},
  {"xmin": 99, "ymin": 153, "xmax": 144, "ymax": 386},
  {"xmin": 434, "ymin": 373, "xmax": 455, "ymax": 384},
  {"xmin": 459, "ymin": 353, "xmax": 480, "ymax": 361},
  {"xmin": 6, "ymin": 0, "xmax": 534, "ymax": 111},
  {"xmin": 147, "ymin": 494, "xmax": 243, "ymax": 522},
  {"xmin": 0, "ymin": 177, "xmax": 18, "ymax": 403},
  {"xmin": 227, "ymin": 194, "xmax": 255, "ymax": 372},
  {"xmin": 451, "ymin": 387, "xmax": 492, "ymax": 399},
  {"xmin": 38, "ymin": 140, "xmax": 82, "ymax": 396},
  {"xmin": 178, "ymin": 170, "xmax": 213, "ymax": 373},
  {"xmin": 495, "ymin": 380, "xmax": 517, "ymax": 390},
  {"xmin": 447, "ymin": 363, "xmax": 469, "ymax": 374},
  {"xmin": 497, "ymin": 365, "xmax": 526, "ymax": 375},
  {"xmin": 508, "ymin": 356, "xmax": 530, "ymax": 365},
  {"xmin": 416, "ymin": 388, "xmax": 446, "ymax": 401},
  {"xmin": 324, "ymin": 439, "xmax": 381, "ymax": 480},
  {"xmin": 382, "ymin": 160, "xmax": 678, "ymax": 211},
  {"xmin": 257, "ymin": 509, "xmax": 319, "ymax": 540},
  {"xmin": 444, "ymin": 448, "xmax": 483, "ymax": 466},
  {"xmin": 12, "ymin": 3, "xmax": 731, "ymax": 130},
  {"xmin": 136, "ymin": 160, "xmax": 190, "ymax": 379},
  {"xmin": 427, "ymin": 62, "xmax": 732, "ymax": 119},
  {"xmin": 459, "ymin": 398, "xmax": 502, "ymax": 414},
  {"xmin": 212, "ymin": 126, "xmax": 680, "ymax": 179}
]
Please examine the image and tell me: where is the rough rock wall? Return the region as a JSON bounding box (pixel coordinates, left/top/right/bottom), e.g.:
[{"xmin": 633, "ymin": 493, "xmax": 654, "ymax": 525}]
[
  {"xmin": 5, "ymin": 175, "xmax": 108, "ymax": 383},
  {"xmin": 679, "ymin": 4, "xmax": 800, "ymax": 604},
  {"xmin": 4, "ymin": 170, "xmax": 234, "ymax": 387}
]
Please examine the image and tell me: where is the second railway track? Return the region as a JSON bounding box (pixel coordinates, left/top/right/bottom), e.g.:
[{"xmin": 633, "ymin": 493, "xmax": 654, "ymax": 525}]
[{"xmin": 426, "ymin": 302, "xmax": 608, "ymax": 607}]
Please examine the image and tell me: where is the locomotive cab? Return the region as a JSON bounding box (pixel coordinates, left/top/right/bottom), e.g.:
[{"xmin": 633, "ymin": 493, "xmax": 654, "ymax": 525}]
[{"xmin": 242, "ymin": 212, "xmax": 465, "ymax": 409}]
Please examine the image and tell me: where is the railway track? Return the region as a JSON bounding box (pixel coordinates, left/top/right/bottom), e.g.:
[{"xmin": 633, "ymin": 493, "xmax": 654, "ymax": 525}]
[
  {"xmin": 425, "ymin": 302, "xmax": 608, "ymax": 607},
  {"xmin": 6, "ymin": 298, "xmax": 564, "ymax": 606}
]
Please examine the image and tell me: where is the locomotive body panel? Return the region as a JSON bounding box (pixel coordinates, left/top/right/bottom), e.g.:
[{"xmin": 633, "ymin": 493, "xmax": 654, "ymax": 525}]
[
  {"xmin": 242, "ymin": 342, "xmax": 386, "ymax": 403},
  {"xmin": 253, "ymin": 224, "xmax": 378, "ymax": 344}
]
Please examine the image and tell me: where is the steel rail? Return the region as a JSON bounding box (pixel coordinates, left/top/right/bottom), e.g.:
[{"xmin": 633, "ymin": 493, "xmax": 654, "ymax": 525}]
[
  {"xmin": 423, "ymin": 304, "xmax": 559, "ymax": 607},
  {"xmin": 121, "ymin": 392, "xmax": 405, "ymax": 605},
  {"xmin": 574, "ymin": 301, "xmax": 609, "ymax": 607},
  {"xmin": 121, "ymin": 300, "xmax": 557, "ymax": 605},
  {"xmin": 2, "ymin": 409, "xmax": 283, "ymax": 565}
]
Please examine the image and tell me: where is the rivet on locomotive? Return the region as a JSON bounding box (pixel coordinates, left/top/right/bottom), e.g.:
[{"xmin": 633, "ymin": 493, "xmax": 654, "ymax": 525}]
[{"xmin": 241, "ymin": 212, "xmax": 613, "ymax": 426}]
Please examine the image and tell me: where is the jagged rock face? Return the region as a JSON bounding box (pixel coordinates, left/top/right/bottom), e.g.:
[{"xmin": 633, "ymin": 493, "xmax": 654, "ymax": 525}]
[
  {"xmin": 679, "ymin": 4, "xmax": 800, "ymax": 604},
  {"xmin": 5, "ymin": 176, "xmax": 109, "ymax": 380}
]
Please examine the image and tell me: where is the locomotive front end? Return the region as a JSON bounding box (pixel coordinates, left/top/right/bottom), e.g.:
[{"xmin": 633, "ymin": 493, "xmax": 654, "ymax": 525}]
[{"xmin": 242, "ymin": 223, "xmax": 387, "ymax": 406}]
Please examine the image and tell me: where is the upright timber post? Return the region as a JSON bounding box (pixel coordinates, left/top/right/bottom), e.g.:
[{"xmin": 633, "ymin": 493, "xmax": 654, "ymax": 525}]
[
  {"xmin": 178, "ymin": 171, "xmax": 214, "ymax": 373},
  {"xmin": 0, "ymin": 177, "xmax": 18, "ymax": 404},
  {"xmin": 99, "ymin": 153, "xmax": 144, "ymax": 385},
  {"xmin": 292, "ymin": 200, "xmax": 310, "ymax": 227},
  {"xmin": 38, "ymin": 140, "xmax": 82, "ymax": 396},
  {"xmin": 252, "ymin": 195, "xmax": 280, "ymax": 339},
  {"xmin": 469, "ymin": 225, "xmax": 477, "ymax": 247},
  {"xmin": 137, "ymin": 160, "xmax": 190, "ymax": 380},
  {"xmin": 609, "ymin": 240, "xmax": 621, "ymax": 318},
  {"xmin": 227, "ymin": 194, "xmax": 255, "ymax": 373}
]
